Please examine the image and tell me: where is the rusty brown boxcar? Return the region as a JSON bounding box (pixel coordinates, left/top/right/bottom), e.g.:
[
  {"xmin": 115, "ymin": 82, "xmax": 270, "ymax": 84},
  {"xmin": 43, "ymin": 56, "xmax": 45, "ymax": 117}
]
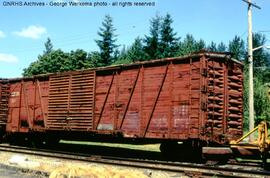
[{"xmin": 0, "ymin": 52, "xmax": 243, "ymax": 147}]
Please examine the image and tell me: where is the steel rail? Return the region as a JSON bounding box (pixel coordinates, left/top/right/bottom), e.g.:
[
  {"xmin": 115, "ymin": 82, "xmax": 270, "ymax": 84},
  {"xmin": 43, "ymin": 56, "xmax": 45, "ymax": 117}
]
[{"xmin": 0, "ymin": 144, "xmax": 269, "ymax": 178}]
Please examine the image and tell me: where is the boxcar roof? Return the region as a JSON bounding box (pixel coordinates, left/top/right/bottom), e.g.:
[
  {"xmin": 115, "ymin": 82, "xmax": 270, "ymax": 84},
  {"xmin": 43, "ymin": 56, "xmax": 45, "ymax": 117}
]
[{"xmin": 4, "ymin": 51, "xmax": 242, "ymax": 82}]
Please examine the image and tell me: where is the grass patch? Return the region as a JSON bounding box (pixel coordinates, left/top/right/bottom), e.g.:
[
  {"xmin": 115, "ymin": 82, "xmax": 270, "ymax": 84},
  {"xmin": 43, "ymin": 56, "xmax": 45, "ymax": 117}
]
[{"xmin": 60, "ymin": 140, "xmax": 161, "ymax": 152}]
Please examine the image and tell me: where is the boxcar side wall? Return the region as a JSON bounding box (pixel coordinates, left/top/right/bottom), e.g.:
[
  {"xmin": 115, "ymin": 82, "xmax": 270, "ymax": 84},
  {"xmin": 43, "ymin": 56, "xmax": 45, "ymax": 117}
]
[
  {"xmin": 95, "ymin": 57, "xmax": 202, "ymax": 140},
  {"xmin": 3, "ymin": 53, "xmax": 243, "ymax": 145}
]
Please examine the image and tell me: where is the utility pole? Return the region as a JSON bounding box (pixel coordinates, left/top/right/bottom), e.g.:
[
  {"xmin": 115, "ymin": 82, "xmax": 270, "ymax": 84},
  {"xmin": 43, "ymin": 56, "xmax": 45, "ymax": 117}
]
[{"xmin": 242, "ymin": 0, "xmax": 261, "ymax": 141}]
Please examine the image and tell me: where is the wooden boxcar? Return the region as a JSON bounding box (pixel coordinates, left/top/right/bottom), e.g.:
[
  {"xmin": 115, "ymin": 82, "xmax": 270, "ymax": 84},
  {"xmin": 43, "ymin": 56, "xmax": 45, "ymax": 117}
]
[{"xmin": 0, "ymin": 52, "xmax": 243, "ymax": 146}]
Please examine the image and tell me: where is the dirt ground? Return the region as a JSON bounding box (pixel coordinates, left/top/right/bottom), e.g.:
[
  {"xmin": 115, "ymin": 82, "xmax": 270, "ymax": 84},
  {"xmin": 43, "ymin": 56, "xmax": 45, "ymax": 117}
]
[{"xmin": 0, "ymin": 151, "xmax": 189, "ymax": 178}]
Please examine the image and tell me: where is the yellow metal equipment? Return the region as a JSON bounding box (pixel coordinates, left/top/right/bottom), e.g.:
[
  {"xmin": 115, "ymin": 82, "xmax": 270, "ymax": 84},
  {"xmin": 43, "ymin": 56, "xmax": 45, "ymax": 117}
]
[{"xmin": 230, "ymin": 121, "xmax": 270, "ymax": 166}]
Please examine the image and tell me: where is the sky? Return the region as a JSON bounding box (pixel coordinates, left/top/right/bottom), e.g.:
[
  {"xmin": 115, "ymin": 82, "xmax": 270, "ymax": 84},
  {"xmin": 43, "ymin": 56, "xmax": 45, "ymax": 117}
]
[{"xmin": 0, "ymin": 0, "xmax": 269, "ymax": 78}]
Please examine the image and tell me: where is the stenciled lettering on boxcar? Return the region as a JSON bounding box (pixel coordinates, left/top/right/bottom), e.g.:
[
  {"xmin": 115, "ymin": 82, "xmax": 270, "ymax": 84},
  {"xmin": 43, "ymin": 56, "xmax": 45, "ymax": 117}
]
[{"xmin": 173, "ymin": 101, "xmax": 189, "ymax": 129}]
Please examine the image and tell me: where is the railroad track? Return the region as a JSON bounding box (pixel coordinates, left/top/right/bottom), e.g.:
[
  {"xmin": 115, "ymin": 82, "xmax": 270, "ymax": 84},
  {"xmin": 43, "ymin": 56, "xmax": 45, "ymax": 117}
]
[{"xmin": 0, "ymin": 144, "xmax": 269, "ymax": 178}]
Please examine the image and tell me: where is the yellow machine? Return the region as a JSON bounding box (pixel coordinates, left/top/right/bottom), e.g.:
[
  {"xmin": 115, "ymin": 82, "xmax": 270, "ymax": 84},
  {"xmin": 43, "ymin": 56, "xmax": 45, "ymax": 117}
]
[{"xmin": 230, "ymin": 121, "xmax": 270, "ymax": 166}]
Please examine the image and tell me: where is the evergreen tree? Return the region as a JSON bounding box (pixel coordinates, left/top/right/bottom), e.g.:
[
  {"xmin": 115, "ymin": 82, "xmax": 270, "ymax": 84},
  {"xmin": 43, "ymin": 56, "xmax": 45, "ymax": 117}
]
[
  {"xmin": 127, "ymin": 37, "xmax": 146, "ymax": 62},
  {"xmin": 114, "ymin": 38, "xmax": 147, "ymax": 64},
  {"xmin": 240, "ymin": 33, "xmax": 270, "ymax": 127},
  {"xmin": 177, "ymin": 34, "xmax": 198, "ymax": 55},
  {"xmin": 88, "ymin": 51, "xmax": 103, "ymax": 67},
  {"xmin": 262, "ymin": 70, "xmax": 270, "ymax": 83},
  {"xmin": 253, "ymin": 33, "xmax": 270, "ymax": 68},
  {"xmin": 43, "ymin": 38, "xmax": 53, "ymax": 55},
  {"xmin": 196, "ymin": 39, "xmax": 206, "ymax": 51},
  {"xmin": 208, "ymin": 41, "xmax": 217, "ymax": 52},
  {"xmin": 159, "ymin": 13, "xmax": 179, "ymax": 58},
  {"xmin": 95, "ymin": 15, "xmax": 118, "ymax": 66},
  {"xmin": 144, "ymin": 14, "xmax": 162, "ymax": 59},
  {"xmin": 217, "ymin": 42, "xmax": 227, "ymax": 52},
  {"xmin": 228, "ymin": 35, "xmax": 245, "ymax": 60},
  {"xmin": 114, "ymin": 46, "xmax": 131, "ymax": 65},
  {"xmin": 243, "ymin": 70, "xmax": 270, "ymax": 126}
]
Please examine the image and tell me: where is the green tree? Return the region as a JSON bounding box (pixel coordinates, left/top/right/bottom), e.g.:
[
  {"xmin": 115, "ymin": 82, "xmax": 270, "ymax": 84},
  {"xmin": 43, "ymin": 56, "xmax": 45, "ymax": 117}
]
[
  {"xmin": 23, "ymin": 61, "xmax": 42, "ymax": 77},
  {"xmin": 177, "ymin": 34, "xmax": 204, "ymax": 55},
  {"xmin": 228, "ymin": 35, "xmax": 245, "ymax": 60},
  {"xmin": 196, "ymin": 39, "xmax": 206, "ymax": 51},
  {"xmin": 207, "ymin": 41, "xmax": 217, "ymax": 52},
  {"xmin": 64, "ymin": 49, "xmax": 92, "ymax": 71},
  {"xmin": 159, "ymin": 14, "xmax": 179, "ymax": 58},
  {"xmin": 251, "ymin": 33, "xmax": 270, "ymax": 123},
  {"xmin": 43, "ymin": 38, "xmax": 53, "ymax": 55},
  {"xmin": 253, "ymin": 33, "xmax": 270, "ymax": 68},
  {"xmin": 113, "ymin": 46, "xmax": 131, "ymax": 65},
  {"xmin": 254, "ymin": 79, "xmax": 270, "ymax": 123},
  {"xmin": 88, "ymin": 51, "xmax": 103, "ymax": 67},
  {"xmin": 23, "ymin": 49, "xmax": 96, "ymax": 76},
  {"xmin": 262, "ymin": 69, "xmax": 270, "ymax": 83},
  {"xmin": 23, "ymin": 49, "xmax": 70, "ymax": 76},
  {"xmin": 217, "ymin": 42, "xmax": 227, "ymax": 52},
  {"xmin": 23, "ymin": 37, "xmax": 96, "ymax": 76},
  {"xmin": 127, "ymin": 37, "xmax": 147, "ymax": 62},
  {"xmin": 241, "ymin": 33, "xmax": 270, "ymax": 129},
  {"xmin": 144, "ymin": 14, "xmax": 162, "ymax": 59},
  {"xmin": 95, "ymin": 15, "xmax": 118, "ymax": 66},
  {"xmin": 243, "ymin": 71, "xmax": 270, "ymax": 127},
  {"xmin": 114, "ymin": 38, "xmax": 147, "ymax": 64}
]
